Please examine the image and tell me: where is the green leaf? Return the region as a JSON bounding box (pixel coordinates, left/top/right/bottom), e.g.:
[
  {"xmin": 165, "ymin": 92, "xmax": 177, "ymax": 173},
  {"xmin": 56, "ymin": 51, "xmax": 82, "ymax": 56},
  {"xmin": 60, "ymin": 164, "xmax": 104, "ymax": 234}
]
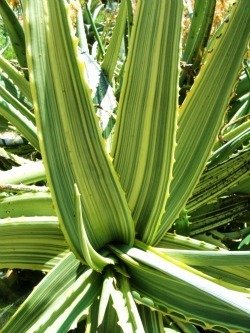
[
  {"xmin": 0, "ymin": 0, "xmax": 28, "ymax": 79},
  {"xmin": 182, "ymin": 0, "xmax": 216, "ymax": 66},
  {"xmin": 98, "ymin": 269, "xmax": 114, "ymax": 326},
  {"xmin": 0, "ymin": 55, "xmax": 31, "ymax": 101},
  {"xmin": 0, "ymin": 74, "xmax": 38, "ymax": 150},
  {"xmin": 103, "ymin": 267, "xmax": 145, "ymax": 333},
  {"xmin": 81, "ymin": 52, "xmax": 117, "ymax": 142},
  {"xmin": 84, "ymin": 2, "xmax": 105, "ymax": 57},
  {"xmin": 238, "ymin": 234, "xmax": 250, "ymax": 249},
  {"xmin": 0, "ymin": 192, "xmax": 55, "ymax": 218},
  {"xmin": 0, "ymin": 216, "xmax": 67, "ymax": 271},
  {"xmin": 187, "ymin": 148, "xmax": 250, "ymax": 212},
  {"xmin": 230, "ymin": 175, "xmax": 250, "ymax": 194},
  {"xmin": 74, "ymin": 183, "xmax": 115, "ymax": 271},
  {"xmin": 157, "ymin": 233, "xmax": 250, "ymax": 289},
  {"xmin": 0, "ymin": 83, "xmax": 35, "ymax": 125},
  {"xmin": 137, "ymin": 305, "xmax": 164, "ymax": 333},
  {"xmin": 214, "ymin": 118, "xmax": 250, "ymax": 153},
  {"xmin": 91, "ymin": 266, "xmax": 145, "ymax": 332},
  {"xmin": 0, "ymin": 147, "xmax": 21, "ymax": 170},
  {"xmin": 102, "ymin": 0, "xmax": 127, "ymax": 82},
  {"xmin": 112, "ymin": 1, "xmax": 182, "ymax": 243},
  {"xmin": 156, "ymin": 1, "xmax": 250, "ymax": 243},
  {"xmin": 2, "ymin": 253, "xmax": 102, "ymax": 333},
  {"xmin": 24, "ymin": 0, "xmax": 134, "ymax": 254},
  {"xmin": 166, "ymin": 319, "xmax": 200, "ymax": 333},
  {"xmin": 86, "ymin": 297, "xmax": 122, "ymax": 333},
  {"xmin": 188, "ymin": 195, "xmax": 250, "ymax": 235},
  {"xmin": 156, "ymin": 249, "xmax": 250, "ymax": 267},
  {"xmin": 103, "ymin": 270, "xmax": 133, "ymax": 332},
  {"xmin": 76, "ymin": 4, "xmax": 89, "ymax": 54},
  {"xmin": 0, "ymin": 97, "xmax": 39, "ymax": 151},
  {"xmin": 209, "ymin": 127, "xmax": 250, "ymax": 167},
  {"xmin": 125, "ymin": 0, "xmax": 133, "ymax": 38},
  {"xmin": 180, "ymin": 0, "xmax": 216, "ymax": 101},
  {"xmin": 158, "ymin": 232, "xmax": 222, "ymax": 251},
  {"xmin": 110, "ymin": 244, "xmax": 250, "ymax": 331},
  {"xmin": 116, "ymin": 271, "xmax": 145, "ymax": 333}
]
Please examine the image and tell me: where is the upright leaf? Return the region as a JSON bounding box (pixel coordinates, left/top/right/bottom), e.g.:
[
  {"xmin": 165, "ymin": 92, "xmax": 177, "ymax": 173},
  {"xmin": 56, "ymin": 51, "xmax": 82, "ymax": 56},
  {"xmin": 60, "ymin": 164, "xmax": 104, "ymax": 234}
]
[
  {"xmin": 112, "ymin": 1, "xmax": 182, "ymax": 243},
  {"xmin": 102, "ymin": 0, "xmax": 128, "ymax": 82},
  {"xmin": 24, "ymin": 0, "xmax": 135, "ymax": 253},
  {"xmin": 155, "ymin": 1, "xmax": 250, "ymax": 244},
  {"xmin": 0, "ymin": 0, "xmax": 28, "ymax": 78},
  {"xmin": 179, "ymin": 0, "xmax": 216, "ymax": 103}
]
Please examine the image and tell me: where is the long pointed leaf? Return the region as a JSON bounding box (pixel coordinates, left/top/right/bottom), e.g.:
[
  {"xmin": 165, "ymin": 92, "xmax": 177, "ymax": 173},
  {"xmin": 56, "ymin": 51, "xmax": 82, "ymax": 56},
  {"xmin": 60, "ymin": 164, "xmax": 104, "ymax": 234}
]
[
  {"xmin": 112, "ymin": 1, "xmax": 182, "ymax": 243},
  {"xmin": 2, "ymin": 253, "xmax": 102, "ymax": 333},
  {"xmin": 156, "ymin": 1, "xmax": 250, "ymax": 243},
  {"xmin": 179, "ymin": 0, "xmax": 216, "ymax": 101},
  {"xmin": 110, "ymin": 244, "xmax": 250, "ymax": 331},
  {"xmin": 187, "ymin": 148, "xmax": 250, "ymax": 212},
  {"xmin": 24, "ymin": 0, "xmax": 134, "ymax": 253},
  {"xmin": 0, "ymin": 84, "xmax": 35, "ymax": 124},
  {"xmin": 74, "ymin": 184, "xmax": 115, "ymax": 271},
  {"xmin": 0, "ymin": 0, "xmax": 28, "ymax": 78},
  {"xmin": 138, "ymin": 305, "xmax": 164, "ymax": 333},
  {"xmin": 101, "ymin": 0, "xmax": 127, "ymax": 82}
]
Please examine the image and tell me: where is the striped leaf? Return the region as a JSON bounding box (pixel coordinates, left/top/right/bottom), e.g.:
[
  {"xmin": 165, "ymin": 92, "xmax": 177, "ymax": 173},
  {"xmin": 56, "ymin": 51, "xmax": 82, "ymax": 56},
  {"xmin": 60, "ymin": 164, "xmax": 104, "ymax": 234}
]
[
  {"xmin": 0, "ymin": 0, "xmax": 28, "ymax": 78},
  {"xmin": 110, "ymin": 244, "xmax": 250, "ymax": 331},
  {"xmin": 2, "ymin": 253, "xmax": 102, "ymax": 333},
  {"xmin": 112, "ymin": 1, "xmax": 182, "ymax": 243},
  {"xmin": 155, "ymin": 1, "xmax": 250, "ymax": 244},
  {"xmin": 24, "ymin": 0, "xmax": 134, "ymax": 254},
  {"xmin": 0, "ymin": 216, "xmax": 67, "ymax": 271}
]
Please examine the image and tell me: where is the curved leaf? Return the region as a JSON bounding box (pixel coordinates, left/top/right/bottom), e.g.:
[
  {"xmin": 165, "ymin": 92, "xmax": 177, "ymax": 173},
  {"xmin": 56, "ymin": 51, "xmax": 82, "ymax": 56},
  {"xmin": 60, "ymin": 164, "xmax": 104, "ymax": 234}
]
[
  {"xmin": 2, "ymin": 253, "xmax": 102, "ymax": 333},
  {"xmin": 156, "ymin": 1, "xmax": 250, "ymax": 243},
  {"xmin": 110, "ymin": 244, "xmax": 250, "ymax": 332},
  {"xmin": 24, "ymin": 0, "xmax": 134, "ymax": 254},
  {"xmin": 0, "ymin": 0, "xmax": 28, "ymax": 78}
]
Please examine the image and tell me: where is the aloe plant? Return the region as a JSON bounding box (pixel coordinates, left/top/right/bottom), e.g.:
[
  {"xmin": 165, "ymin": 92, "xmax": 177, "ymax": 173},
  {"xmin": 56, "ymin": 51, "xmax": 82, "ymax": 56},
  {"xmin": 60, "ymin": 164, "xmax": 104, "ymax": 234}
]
[{"xmin": 0, "ymin": 0, "xmax": 250, "ymax": 332}]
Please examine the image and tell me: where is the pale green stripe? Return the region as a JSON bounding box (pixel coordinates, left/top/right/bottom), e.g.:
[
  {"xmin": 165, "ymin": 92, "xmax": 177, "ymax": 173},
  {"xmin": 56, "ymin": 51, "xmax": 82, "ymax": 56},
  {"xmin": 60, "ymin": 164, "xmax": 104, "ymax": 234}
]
[
  {"xmin": 112, "ymin": 1, "xmax": 182, "ymax": 243},
  {"xmin": 156, "ymin": 1, "xmax": 250, "ymax": 243},
  {"xmin": 110, "ymin": 245, "xmax": 250, "ymax": 331},
  {"xmin": 2, "ymin": 253, "xmax": 101, "ymax": 333},
  {"xmin": 0, "ymin": 217, "xmax": 67, "ymax": 270},
  {"xmin": 156, "ymin": 249, "xmax": 250, "ymax": 267},
  {"xmin": 25, "ymin": 0, "xmax": 134, "ymax": 253}
]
